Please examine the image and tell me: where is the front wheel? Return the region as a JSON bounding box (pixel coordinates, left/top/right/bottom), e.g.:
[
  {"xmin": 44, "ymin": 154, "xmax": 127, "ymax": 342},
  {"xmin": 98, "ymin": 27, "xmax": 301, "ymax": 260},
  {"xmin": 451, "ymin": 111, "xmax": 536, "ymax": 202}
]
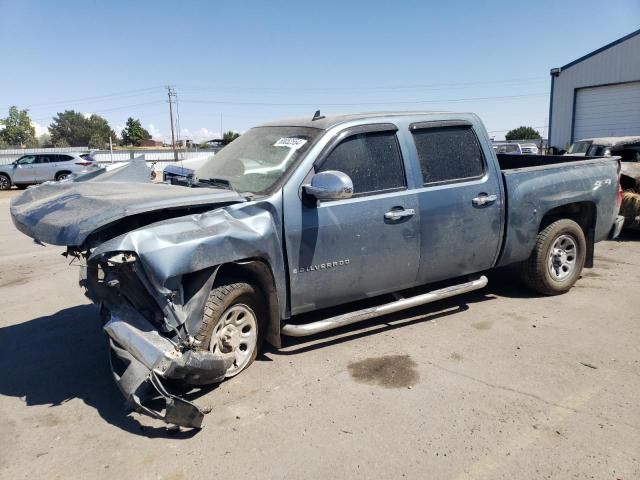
[
  {"xmin": 0, "ymin": 174, "xmax": 10, "ymax": 190},
  {"xmin": 195, "ymin": 281, "xmax": 264, "ymax": 378},
  {"xmin": 520, "ymin": 219, "xmax": 586, "ymax": 295}
]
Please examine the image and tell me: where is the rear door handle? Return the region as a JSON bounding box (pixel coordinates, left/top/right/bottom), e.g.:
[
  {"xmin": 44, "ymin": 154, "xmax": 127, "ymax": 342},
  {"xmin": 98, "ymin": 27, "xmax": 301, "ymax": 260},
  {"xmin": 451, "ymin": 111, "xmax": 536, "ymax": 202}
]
[
  {"xmin": 384, "ymin": 208, "xmax": 415, "ymax": 221},
  {"xmin": 472, "ymin": 194, "xmax": 497, "ymax": 207}
]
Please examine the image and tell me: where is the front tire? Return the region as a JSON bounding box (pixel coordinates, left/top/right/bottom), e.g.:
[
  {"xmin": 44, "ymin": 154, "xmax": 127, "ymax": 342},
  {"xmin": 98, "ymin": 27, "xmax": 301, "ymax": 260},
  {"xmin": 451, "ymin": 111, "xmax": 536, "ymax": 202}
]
[
  {"xmin": 195, "ymin": 281, "xmax": 264, "ymax": 378},
  {"xmin": 520, "ymin": 219, "xmax": 586, "ymax": 295},
  {"xmin": 0, "ymin": 174, "xmax": 11, "ymax": 190}
]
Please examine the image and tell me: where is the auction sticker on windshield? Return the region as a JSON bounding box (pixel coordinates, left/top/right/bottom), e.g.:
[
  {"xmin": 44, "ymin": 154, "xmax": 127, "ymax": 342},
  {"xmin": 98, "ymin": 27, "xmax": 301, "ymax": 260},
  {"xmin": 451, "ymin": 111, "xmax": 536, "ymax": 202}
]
[{"xmin": 273, "ymin": 137, "xmax": 308, "ymax": 149}]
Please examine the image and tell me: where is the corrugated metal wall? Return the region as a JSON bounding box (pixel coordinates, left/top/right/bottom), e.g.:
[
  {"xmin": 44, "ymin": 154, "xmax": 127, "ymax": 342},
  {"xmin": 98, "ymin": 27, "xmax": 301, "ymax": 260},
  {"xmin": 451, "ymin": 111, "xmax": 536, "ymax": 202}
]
[{"xmin": 549, "ymin": 32, "xmax": 640, "ymax": 149}]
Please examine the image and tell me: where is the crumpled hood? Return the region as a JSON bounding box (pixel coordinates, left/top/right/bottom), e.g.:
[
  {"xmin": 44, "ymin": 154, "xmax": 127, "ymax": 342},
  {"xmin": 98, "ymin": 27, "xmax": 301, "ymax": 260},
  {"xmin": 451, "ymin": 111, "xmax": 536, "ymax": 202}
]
[{"xmin": 10, "ymin": 181, "xmax": 244, "ymax": 246}]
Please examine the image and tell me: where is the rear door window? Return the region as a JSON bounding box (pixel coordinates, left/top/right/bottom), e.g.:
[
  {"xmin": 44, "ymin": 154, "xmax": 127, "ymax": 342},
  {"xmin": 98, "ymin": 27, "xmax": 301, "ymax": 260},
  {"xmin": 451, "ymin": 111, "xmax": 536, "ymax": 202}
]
[
  {"xmin": 318, "ymin": 130, "xmax": 406, "ymax": 196},
  {"xmin": 55, "ymin": 155, "xmax": 74, "ymax": 162},
  {"xmin": 411, "ymin": 125, "xmax": 485, "ymax": 185},
  {"xmin": 36, "ymin": 155, "xmax": 52, "ymax": 164}
]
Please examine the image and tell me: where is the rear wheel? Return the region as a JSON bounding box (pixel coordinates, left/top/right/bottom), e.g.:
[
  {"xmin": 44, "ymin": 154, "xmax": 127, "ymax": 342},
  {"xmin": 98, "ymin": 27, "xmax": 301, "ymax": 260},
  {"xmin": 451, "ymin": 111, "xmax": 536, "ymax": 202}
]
[
  {"xmin": 0, "ymin": 174, "xmax": 10, "ymax": 190},
  {"xmin": 520, "ymin": 219, "xmax": 586, "ymax": 295},
  {"xmin": 196, "ymin": 281, "xmax": 264, "ymax": 378},
  {"xmin": 55, "ymin": 172, "xmax": 71, "ymax": 181}
]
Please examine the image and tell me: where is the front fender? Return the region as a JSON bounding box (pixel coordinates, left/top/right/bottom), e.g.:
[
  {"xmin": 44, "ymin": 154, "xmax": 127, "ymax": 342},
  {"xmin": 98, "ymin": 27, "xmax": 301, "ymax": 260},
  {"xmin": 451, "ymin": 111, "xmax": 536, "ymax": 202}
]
[{"xmin": 90, "ymin": 201, "xmax": 287, "ymax": 339}]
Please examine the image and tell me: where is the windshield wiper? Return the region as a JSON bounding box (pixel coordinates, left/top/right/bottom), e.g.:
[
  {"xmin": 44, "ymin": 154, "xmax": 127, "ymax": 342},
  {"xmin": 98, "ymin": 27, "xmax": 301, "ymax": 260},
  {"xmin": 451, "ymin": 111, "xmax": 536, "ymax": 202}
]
[{"xmin": 198, "ymin": 177, "xmax": 234, "ymax": 191}]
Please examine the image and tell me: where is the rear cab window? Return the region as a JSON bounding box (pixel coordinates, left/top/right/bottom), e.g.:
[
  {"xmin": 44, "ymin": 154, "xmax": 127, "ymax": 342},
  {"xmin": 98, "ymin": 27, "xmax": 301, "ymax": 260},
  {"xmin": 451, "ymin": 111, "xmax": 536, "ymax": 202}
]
[
  {"xmin": 317, "ymin": 127, "xmax": 406, "ymax": 196},
  {"xmin": 410, "ymin": 123, "xmax": 485, "ymax": 185}
]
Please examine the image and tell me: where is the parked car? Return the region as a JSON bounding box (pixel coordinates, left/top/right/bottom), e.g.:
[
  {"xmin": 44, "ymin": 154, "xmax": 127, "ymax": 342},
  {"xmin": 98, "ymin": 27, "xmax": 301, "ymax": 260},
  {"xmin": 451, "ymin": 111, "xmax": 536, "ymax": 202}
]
[
  {"xmin": 565, "ymin": 136, "xmax": 640, "ymax": 157},
  {"xmin": 10, "ymin": 111, "xmax": 623, "ymax": 428},
  {"xmin": 0, "ymin": 152, "xmax": 100, "ymax": 190},
  {"xmin": 493, "ymin": 142, "xmax": 539, "ymax": 155},
  {"xmin": 163, "ymin": 154, "xmax": 212, "ymax": 185}
]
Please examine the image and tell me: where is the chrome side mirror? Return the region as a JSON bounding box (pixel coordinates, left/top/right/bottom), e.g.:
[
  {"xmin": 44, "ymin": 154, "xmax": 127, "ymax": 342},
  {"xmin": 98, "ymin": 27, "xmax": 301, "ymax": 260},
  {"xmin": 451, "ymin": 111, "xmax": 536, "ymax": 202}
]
[{"xmin": 303, "ymin": 170, "xmax": 353, "ymax": 201}]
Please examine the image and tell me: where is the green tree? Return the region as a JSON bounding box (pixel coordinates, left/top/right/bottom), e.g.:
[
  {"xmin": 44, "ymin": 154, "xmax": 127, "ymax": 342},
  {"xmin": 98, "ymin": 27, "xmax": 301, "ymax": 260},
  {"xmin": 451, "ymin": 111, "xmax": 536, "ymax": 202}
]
[
  {"xmin": 49, "ymin": 110, "xmax": 115, "ymax": 148},
  {"xmin": 120, "ymin": 117, "xmax": 151, "ymax": 146},
  {"xmin": 0, "ymin": 106, "xmax": 37, "ymax": 147},
  {"xmin": 505, "ymin": 126, "xmax": 541, "ymax": 141},
  {"xmin": 222, "ymin": 130, "xmax": 240, "ymax": 144}
]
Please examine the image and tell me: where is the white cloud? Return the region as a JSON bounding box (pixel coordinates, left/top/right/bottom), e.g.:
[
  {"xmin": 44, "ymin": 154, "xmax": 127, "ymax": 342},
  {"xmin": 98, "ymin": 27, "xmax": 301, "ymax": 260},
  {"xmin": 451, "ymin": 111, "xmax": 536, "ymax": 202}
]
[
  {"xmin": 31, "ymin": 121, "xmax": 49, "ymax": 137},
  {"xmin": 146, "ymin": 123, "xmax": 162, "ymax": 140},
  {"xmin": 179, "ymin": 127, "xmax": 221, "ymax": 142}
]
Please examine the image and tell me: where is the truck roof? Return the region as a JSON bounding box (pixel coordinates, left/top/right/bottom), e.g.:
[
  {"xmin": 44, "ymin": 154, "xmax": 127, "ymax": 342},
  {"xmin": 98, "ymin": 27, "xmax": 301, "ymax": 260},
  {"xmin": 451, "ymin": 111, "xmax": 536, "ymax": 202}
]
[{"xmin": 259, "ymin": 111, "xmax": 460, "ymax": 130}]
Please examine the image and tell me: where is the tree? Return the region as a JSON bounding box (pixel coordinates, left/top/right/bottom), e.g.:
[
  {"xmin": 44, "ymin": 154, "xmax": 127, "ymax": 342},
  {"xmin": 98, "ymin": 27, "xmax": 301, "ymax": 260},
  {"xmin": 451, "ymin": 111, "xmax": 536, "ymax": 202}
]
[
  {"xmin": 0, "ymin": 106, "xmax": 37, "ymax": 147},
  {"xmin": 505, "ymin": 126, "xmax": 541, "ymax": 141},
  {"xmin": 120, "ymin": 117, "xmax": 151, "ymax": 146},
  {"xmin": 222, "ymin": 130, "xmax": 240, "ymax": 144},
  {"xmin": 37, "ymin": 133, "xmax": 52, "ymax": 147},
  {"xmin": 49, "ymin": 110, "xmax": 115, "ymax": 148}
]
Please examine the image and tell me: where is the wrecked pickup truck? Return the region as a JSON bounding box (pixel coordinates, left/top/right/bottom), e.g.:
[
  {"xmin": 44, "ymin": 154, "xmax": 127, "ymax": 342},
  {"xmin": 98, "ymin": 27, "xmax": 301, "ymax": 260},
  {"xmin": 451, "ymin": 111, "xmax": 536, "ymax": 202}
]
[{"xmin": 10, "ymin": 112, "xmax": 624, "ymax": 428}]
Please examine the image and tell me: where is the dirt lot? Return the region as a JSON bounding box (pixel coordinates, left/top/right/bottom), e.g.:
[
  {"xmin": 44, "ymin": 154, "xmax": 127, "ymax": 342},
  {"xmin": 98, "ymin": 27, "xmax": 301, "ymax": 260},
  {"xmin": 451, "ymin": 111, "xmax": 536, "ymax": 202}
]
[{"xmin": 0, "ymin": 188, "xmax": 639, "ymax": 479}]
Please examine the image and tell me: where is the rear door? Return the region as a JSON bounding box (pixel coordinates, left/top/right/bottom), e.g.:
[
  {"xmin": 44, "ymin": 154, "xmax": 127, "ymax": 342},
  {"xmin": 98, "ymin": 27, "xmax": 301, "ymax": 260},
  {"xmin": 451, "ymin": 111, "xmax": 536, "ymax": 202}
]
[
  {"xmin": 408, "ymin": 121, "xmax": 503, "ymax": 283},
  {"xmin": 32, "ymin": 155, "xmax": 53, "ymax": 182},
  {"xmin": 283, "ymin": 124, "xmax": 421, "ymax": 314}
]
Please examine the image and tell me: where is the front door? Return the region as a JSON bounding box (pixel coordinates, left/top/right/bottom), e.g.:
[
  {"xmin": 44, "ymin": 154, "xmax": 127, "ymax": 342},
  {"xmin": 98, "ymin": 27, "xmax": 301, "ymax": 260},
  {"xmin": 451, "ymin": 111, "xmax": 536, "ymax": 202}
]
[
  {"xmin": 284, "ymin": 125, "xmax": 421, "ymax": 315},
  {"xmin": 11, "ymin": 155, "xmax": 37, "ymax": 184}
]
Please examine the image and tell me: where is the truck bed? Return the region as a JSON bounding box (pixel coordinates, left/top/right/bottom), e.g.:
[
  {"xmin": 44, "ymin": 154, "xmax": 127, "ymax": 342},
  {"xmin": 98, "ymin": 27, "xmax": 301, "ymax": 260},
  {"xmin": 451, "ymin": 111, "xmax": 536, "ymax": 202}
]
[
  {"xmin": 496, "ymin": 153, "xmax": 609, "ymax": 170},
  {"xmin": 495, "ymin": 154, "xmax": 620, "ymax": 268}
]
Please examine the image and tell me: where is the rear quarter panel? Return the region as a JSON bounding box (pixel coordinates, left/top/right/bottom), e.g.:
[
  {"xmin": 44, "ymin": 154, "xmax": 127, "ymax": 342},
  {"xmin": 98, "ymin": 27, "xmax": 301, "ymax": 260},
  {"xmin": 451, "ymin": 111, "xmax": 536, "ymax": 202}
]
[{"xmin": 497, "ymin": 158, "xmax": 619, "ymax": 267}]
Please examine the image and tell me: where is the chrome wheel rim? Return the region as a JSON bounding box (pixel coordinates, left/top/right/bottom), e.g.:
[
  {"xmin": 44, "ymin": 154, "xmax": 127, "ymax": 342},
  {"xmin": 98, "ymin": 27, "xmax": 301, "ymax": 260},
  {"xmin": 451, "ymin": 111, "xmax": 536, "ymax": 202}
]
[
  {"xmin": 57, "ymin": 174, "xmax": 70, "ymax": 182},
  {"xmin": 548, "ymin": 234, "xmax": 578, "ymax": 281},
  {"xmin": 209, "ymin": 304, "xmax": 258, "ymax": 377},
  {"xmin": 0, "ymin": 176, "xmax": 9, "ymax": 190}
]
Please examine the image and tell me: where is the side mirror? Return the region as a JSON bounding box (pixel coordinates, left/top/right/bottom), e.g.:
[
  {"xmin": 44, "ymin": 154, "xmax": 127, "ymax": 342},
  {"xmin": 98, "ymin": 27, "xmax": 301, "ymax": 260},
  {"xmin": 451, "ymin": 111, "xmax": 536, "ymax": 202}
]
[{"xmin": 302, "ymin": 170, "xmax": 353, "ymax": 202}]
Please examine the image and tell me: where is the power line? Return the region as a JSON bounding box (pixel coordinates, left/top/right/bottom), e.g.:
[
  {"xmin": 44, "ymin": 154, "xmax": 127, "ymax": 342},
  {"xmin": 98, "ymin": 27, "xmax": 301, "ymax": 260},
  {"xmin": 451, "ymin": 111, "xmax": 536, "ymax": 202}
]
[
  {"xmin": 5, "ymin": 86, "xmax": 165, "ymax": 111},
  {"xmin": 29, "ymin": 101, "xmax": 166, "ymax": 123},
  {"xmin": 178, "ymin": 76, "xmax": 548, "ymax": 93},
  {"xmin": 179, "ymin": 92, "xmax": 549, "ymax": 107}
]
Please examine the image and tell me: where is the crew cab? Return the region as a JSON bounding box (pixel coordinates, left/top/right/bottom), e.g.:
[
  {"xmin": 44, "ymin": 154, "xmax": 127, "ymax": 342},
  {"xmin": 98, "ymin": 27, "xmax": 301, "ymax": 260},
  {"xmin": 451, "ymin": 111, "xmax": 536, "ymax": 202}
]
[{"xmin": 10, "ymin": 112, "xmax": 623, "ymax": 428}]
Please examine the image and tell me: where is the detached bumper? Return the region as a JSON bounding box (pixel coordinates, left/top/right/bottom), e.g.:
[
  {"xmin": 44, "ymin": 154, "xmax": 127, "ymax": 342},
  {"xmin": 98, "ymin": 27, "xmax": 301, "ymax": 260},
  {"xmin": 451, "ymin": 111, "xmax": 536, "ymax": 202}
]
[{"xmin": 104, "ymin": 308, "xmax": 231, "ymax": 428}]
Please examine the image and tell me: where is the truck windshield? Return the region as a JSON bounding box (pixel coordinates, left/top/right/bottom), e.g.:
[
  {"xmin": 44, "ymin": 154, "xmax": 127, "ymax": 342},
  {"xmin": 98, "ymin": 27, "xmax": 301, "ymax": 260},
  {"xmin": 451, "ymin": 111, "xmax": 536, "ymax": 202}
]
[
  {"xmin": 195, "ymin": 126, "xmax": 321, "ymax": 195},
  {"xmin": 568, "ymin": 141, "xmax": 592, "ymax": 154}
]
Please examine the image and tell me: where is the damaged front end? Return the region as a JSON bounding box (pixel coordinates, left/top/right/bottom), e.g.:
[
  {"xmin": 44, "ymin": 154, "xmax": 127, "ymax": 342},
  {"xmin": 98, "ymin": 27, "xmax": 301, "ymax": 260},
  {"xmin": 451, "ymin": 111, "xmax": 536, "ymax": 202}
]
[
  {"xmin": 80, "ymin": 251, "xmax": 230, "ymax": 429},
  {"xmin": 11, "ymin": 171, "xmax": 285, "ymax": 429}
]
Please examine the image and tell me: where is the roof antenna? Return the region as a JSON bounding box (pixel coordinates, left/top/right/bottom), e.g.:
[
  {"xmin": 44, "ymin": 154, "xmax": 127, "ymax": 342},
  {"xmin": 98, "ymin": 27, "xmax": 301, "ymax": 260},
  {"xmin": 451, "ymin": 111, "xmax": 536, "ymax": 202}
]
[{"xmin": 312, "ymin": 110, "xmax": 325, "ymax": 121}]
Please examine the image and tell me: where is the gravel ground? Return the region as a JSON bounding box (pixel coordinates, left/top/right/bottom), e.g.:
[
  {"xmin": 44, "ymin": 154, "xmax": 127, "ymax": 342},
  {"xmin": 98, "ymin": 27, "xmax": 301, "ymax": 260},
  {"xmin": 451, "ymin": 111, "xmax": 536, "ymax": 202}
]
[{"xmin": 0, "ymin": 189, "xmax": 638, "ymax": 480}]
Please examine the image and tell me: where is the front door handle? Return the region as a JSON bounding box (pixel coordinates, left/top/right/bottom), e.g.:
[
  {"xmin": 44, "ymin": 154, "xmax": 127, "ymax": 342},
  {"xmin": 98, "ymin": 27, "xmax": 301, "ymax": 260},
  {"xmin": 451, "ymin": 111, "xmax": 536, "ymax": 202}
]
[
  {"xmin": 472, "ymin": 194, "xmax": 498, "ymax": 207},
  {"xmin": 384, "ymin": 208, "xmax": 415, "ymax": 221}
]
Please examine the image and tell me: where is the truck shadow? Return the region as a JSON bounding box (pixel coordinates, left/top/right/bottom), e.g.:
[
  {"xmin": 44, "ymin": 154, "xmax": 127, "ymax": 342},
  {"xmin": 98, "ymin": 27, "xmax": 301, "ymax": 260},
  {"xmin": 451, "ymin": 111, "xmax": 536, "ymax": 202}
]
[
  {"xmin": 0, "ymin": 270, "xmax": 545, "ymax": 436},
  {"xmin": 0, "ymin": 304, "xmax": 197, "ymax": 439}
]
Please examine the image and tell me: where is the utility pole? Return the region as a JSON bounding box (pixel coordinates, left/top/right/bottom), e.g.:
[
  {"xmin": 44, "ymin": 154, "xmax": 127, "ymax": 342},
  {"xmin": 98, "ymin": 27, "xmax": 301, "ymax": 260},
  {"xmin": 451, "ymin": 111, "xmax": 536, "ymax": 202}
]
[{"xmin": 167, "ymin": 86, "xmax": 178, "ymax": 161}]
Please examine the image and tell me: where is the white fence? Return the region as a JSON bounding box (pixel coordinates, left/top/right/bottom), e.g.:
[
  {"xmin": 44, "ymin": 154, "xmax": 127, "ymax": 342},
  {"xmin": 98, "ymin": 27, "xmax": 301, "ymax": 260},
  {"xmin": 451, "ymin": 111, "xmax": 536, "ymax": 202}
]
[{"xmin": 0, "ymin": 147, "xmax": 219, "ymax": 166}]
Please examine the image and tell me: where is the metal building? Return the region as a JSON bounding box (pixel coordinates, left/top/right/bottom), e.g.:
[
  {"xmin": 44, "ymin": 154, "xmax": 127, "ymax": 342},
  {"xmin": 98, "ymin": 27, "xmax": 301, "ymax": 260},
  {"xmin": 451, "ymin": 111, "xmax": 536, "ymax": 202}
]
[{"xmin": 548, "ymin": 28, "xmax": 640, "ymax": 151}]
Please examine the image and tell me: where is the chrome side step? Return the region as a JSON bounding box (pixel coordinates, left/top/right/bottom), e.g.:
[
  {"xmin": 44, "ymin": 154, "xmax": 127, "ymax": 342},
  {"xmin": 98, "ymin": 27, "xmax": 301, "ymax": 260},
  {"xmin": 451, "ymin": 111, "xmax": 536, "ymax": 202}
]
[{"xmin": 281, "ymin": 275, "xmax": 488, "ymax": 337}]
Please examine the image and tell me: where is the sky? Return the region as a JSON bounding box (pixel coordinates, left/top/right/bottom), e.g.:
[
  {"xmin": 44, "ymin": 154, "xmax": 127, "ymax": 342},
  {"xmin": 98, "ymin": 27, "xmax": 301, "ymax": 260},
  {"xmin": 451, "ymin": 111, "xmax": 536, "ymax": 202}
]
[{"xmin": 0, "ymin": 0, "xmax": 638, "ymax": 142}]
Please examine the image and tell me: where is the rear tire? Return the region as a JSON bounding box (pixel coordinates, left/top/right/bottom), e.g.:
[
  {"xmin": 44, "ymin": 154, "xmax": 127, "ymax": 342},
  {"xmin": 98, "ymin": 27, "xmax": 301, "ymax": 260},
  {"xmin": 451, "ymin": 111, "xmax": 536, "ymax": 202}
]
[
  {"xmin": 195, "ymin": 280, "xmax": 264, "ymax": 378},
  {"xmin": 55, "ymin": 171, "xmax": 71, "ymax": 181},
  {"xmin": 520, "ymin": 219, "xmax": 586, "ymax": 295}
]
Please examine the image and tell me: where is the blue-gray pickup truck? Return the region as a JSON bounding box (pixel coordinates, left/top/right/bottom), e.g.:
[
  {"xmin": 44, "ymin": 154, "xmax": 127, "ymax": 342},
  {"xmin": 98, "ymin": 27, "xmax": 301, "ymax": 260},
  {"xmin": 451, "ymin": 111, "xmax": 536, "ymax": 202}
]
[{"xmin": 10, "ymin": 112, "xmax": 624, "ymax": 428}]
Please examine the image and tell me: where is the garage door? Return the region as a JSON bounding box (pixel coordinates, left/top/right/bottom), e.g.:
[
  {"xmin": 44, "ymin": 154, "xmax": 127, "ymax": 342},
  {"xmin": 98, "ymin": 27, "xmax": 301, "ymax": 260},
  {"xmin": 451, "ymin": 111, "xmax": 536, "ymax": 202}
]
[{"xmin": 573, "ymin": 81, "xmax": 640, "ymax": 141}]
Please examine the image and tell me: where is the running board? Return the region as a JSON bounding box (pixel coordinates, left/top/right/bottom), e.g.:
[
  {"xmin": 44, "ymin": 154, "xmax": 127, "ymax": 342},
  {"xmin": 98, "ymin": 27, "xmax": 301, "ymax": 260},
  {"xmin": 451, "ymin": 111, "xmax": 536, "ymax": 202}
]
[{"xmin": 281, "ymin": 275, "xmax": 488, "ymax": 337}]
